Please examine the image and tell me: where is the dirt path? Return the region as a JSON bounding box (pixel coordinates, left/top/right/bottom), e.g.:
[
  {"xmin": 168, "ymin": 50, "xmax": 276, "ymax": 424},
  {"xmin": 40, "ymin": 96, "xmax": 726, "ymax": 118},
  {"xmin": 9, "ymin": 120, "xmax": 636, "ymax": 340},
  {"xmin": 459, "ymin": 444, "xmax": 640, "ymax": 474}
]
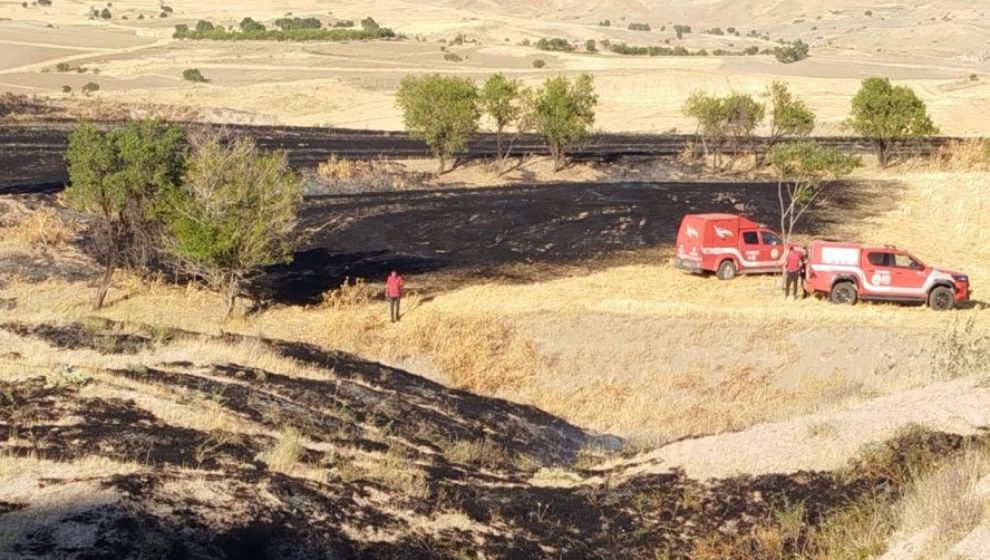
[{"xmin": 615, "ymin": 378, "xmax": 990, "ymax": 481}]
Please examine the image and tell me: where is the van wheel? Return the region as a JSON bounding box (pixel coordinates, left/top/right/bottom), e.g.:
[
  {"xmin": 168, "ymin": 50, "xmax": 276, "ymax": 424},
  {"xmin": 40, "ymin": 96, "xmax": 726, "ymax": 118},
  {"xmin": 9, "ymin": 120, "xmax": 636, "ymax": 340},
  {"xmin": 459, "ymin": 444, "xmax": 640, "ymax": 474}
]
[
  {"xmin": 829, "ymin": 282, "xmax": 857, "ymax": 305},
  {"xmin": 716, "ymin": 260, "xmax": 737, "ymax": 280},
  {"xmin": 929, "ymin": 286, "xmax": 955, "ymax": 311}
]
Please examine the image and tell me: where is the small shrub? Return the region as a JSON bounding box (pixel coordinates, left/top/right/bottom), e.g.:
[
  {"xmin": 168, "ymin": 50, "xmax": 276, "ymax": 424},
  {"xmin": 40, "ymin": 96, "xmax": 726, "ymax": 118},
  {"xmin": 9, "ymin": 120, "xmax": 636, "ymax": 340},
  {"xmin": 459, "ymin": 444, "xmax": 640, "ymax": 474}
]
[
  {"xmin": 585, "ymin": 39, "xmax": 597, "ymax": 52},
  {"xmin": 99, "ymin": 7, "xmax": 110, "ymax": 19},
  {"xmin": 195, "ymin": 19, "xmax": 213, "ymax": 32},
  {"xmin": 598, "ymin": 19, "xmax": 610, "ymax": 27},
  {"xmin": 61, "ymin": 85, "xmax": 71, "ymax": 93},
  {"xmin": 38, "ymin": 0, "xmax": 51, "ymax": 6},
  {"xmin": 535, "ymin": 37, "xmax": 573, "ymax": 52},
  {"xmin": 262, "ymin": 427, "xmax": 305, "ymax": 473},
  {"xmin": 532, "ymin": 58, "xmax": 546, "ymax": 68},
  {"xmin": 627, "ymin": 22, "xmax": 651, "ymax": 32},
  {"xmin": 4, "ymin": 205, "xmax": 73, "ymax": 246},
  {"xmin": 321, "ymin": 277, "xmax": 376, "ymax": 309},
  {"xmin": 55, "ymin": 62, "xmax": 72, "ymax": 72},
  {"xmin": 81, "ymin": 82, "xmax": 99, "ymax": 94},
  {"xmin": 160, "ymin": 5, "xmax": 172, "ymax": 13},
  {"xmin": 46, "ymin": 364, "xmax": 89, "ymax": 388},
  {"xmin": 970, "ymin": 73, "xmax": 979, "ymax": 81},
  {"xmin": 182, "ymin": 68, "xmax": 206, "ymax": 82},
  {"xmin": 443, "ymin": 52, "xmax": 463, "ymax": 62}
]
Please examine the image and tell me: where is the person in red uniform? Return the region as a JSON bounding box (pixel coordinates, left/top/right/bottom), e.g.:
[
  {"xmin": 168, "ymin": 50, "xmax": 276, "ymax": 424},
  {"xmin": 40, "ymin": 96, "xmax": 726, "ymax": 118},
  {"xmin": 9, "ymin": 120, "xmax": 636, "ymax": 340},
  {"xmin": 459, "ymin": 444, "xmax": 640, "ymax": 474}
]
[
  {"xmin": 385, "ymin": 270, "xmax": 404, "ymax": 322},
  {"xmin": 784, "ymin": 247, "xmax": 803, "ymax": 299}
]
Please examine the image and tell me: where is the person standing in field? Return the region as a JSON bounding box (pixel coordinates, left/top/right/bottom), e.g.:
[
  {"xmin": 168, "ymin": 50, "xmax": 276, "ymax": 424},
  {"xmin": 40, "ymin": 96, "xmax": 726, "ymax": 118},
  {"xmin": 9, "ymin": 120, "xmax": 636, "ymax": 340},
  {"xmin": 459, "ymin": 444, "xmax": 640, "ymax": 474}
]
[
  {"xmin": 784, "ymin": 246, "xmax": 803, "ymax": 299},
  {"xmin": 385, "ymin": 270, "xmax": 404, "ymax": 322}
]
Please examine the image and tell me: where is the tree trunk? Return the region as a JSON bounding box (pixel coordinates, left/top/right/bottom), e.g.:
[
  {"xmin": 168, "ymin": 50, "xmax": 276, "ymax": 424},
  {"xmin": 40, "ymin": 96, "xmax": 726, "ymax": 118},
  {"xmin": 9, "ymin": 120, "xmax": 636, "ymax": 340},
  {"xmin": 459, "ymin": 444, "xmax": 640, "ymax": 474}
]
[
  {"xmin": 876, "ymin": 139, "xmax": 890, "ymax": 168},
  {"xmin": 436, "ymin": 154, "xmax": 447, "ymax": 176},
  {"xmin": 220, "ymin": 274, "xmax": 240, "ymax": 322},
  {"xmin": 552, "ymin": 143, "xmax": 565, "ymax": 172},
  {"xmin": 92, "ymin": 260, "xmax": 114, "ymax": 311},
  {"xmin": 495, "ymin": 128, "xmax": 504, "ymax": 172}
]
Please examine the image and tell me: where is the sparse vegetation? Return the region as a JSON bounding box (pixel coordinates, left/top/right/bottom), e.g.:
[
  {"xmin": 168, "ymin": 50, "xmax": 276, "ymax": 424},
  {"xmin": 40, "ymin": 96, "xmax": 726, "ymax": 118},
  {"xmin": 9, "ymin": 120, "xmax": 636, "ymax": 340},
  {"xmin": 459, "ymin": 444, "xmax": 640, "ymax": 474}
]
[
  {"xmin": 532, "ymin": 58, "xmax": 545, "ymax": 68},
  {"xmin": 81, "ymin": 81, "xmax": 99, "ymax": 94},
  {"xmin": 845, "ymin": 77, "xmax": 939, "ymax": 167},
  {"xmin": 535, "ymin": 37, "xmax": 573, "ymax": 52},
  {"xmin": 627, "ymin": 22, "xmax": 651, "ymax": 32},
  {"xmin": 173, "ymin": 17, "xmax": 395, "ymax": 41}
]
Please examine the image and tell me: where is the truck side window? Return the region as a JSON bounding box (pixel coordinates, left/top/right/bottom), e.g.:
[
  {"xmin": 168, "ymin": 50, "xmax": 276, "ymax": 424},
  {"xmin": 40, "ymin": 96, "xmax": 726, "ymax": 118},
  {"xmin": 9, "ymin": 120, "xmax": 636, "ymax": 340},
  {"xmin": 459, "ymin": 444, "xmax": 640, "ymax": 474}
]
[
  {"xmin": 867, "ymin": 252, "xmax": 892, "ymax": 267},
  {"xmin": 742, "ymin": 231, "xmax": 759, "ymax": 245},
  {"xmin": 893, "ymin": 254, "xmax": 921, "ymax": 269},
  {"xmin": 760, "ymin": 231, "xmax": 781, "ymax": 245}
]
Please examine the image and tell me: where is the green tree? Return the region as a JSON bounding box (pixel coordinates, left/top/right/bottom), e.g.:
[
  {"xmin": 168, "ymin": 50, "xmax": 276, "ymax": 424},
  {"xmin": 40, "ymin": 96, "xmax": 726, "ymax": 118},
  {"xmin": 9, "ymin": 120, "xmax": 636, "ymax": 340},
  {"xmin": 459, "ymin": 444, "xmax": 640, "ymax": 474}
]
[
  {"xmin": 844, "ymin": 77, "xmax": 938, "ymax": 168},
  {"xmin": 182, "ymin": 68, "xmax": 206, "ymax": 82},
  {"xmin": 774, "ymin": 40, "xmax": 809, "ymax": 63},
  {"xmin": 195, "ymin": 19, "xmax": 214, "ymax": 32},
  {"xmin": 683, "ymin": 91, "xmax": 764, "ymax": 169},
  {"xmin": 585, "ymin": 39, "xmax": 597, "ymax": 53},
  {"xmin": 161, "ymin": 135, "xmax": 302, "ymax": 320},
  {"xmin": 396, "ymin": 74, "xmax": 480, "ymax": 175},
  {"xmin": 769, "ymin": 141, "xmax": 860, "ymax": 250},
  {"xmin": 530, "ymin": 74, "xmax": 597, "ymax": 171},
  {"xmin": 64, "ymin": 120, "xmax": 185, "ymax": 310},
  {"xmin": 239, "ymin": 17, "xmax": 265, "ymax": 32},
  {"xmin": 763, "ymin": 81, "xmax": 815, "ymax": 155},
  {"xmin": 480, "ymin": 73, "xmax": 525, "ymax": 171}
]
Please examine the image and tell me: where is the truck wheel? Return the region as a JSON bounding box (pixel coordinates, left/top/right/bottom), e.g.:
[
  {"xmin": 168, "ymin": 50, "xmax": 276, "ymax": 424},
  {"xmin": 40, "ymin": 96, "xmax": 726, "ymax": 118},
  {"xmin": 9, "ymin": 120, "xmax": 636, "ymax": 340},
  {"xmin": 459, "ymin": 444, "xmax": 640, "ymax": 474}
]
[
  {"xmin": 829, "ymin": 282, "xmax": 857, "ymax": 305},
  {"xmin": 928, "ymin": 286, "xmax": 955, "ymax": 311},
  {"xmin": 716, "ymin": 260, "xmax": 737, "ymax": 281}
]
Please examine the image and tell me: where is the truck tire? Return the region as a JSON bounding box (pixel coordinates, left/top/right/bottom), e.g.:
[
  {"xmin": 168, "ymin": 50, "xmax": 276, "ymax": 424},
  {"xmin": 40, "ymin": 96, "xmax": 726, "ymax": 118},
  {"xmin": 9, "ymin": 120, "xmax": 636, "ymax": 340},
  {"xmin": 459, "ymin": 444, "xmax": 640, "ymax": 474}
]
[
  {"xmin": 928, "ymin": 286, "xmax": 955, "ymax": 311},
  {"xmin": 716, "ymin": 260, "xmax": 737, "ymax": 281},
  {"xmin": 829, "ymin": 282, "xmax": 857, "ymax": 305}
]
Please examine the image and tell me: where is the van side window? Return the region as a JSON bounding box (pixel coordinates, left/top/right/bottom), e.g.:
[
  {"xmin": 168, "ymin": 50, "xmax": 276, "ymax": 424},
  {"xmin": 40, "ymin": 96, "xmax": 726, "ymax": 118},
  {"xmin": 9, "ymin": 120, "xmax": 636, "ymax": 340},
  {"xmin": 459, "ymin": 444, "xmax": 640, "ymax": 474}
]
[
  {"xmin": 867, "ymin": 252, "xmax": 892, "ymax": 267},
  {"xmin": 760, "ymin": 231, "xmax": 781, "ymax": 245},
  {"xmin": 742, "ymin": 231, "xmax": 759, "ymax": 245}
]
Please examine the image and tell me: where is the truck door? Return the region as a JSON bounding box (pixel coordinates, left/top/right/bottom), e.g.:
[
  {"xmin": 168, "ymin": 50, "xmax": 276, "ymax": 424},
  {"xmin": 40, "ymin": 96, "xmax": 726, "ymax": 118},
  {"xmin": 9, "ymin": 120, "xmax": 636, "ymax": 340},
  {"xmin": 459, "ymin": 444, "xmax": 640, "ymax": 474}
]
[
  {"xmin": 891, "ymin": 252, "xmax": 928, "ymax": 291},
  {"xmin": 760, "ymin": 230, "xmax": 784, "ymax": 265},
  {"xmin": 740, "ymin": 230, "xmax": 761, "ymax": 268},
  {"xmin": 863, "ymin": 251, "xmax": 894, "ymax": 294}
]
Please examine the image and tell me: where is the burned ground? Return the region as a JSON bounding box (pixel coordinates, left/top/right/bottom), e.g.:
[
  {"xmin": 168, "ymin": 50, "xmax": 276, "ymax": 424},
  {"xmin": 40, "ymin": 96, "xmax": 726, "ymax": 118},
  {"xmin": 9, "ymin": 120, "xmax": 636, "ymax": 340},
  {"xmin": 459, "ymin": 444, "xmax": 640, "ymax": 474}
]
[
  {"xmin": 261, "ymin": 179, "xmax": 883, "ymax": 303},
  {"xmin": 0, "ymin": 321, "xmax": 982, "ymax": 559}
]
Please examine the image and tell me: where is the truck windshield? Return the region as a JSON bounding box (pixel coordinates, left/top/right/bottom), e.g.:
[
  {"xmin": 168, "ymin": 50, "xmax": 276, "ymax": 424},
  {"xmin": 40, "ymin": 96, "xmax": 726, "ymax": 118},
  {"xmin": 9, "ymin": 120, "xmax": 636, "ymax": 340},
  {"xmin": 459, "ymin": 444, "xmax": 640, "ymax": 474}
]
[{"xmin": 760, "ymin": 231, "xmax": 781, "ymax": 245}]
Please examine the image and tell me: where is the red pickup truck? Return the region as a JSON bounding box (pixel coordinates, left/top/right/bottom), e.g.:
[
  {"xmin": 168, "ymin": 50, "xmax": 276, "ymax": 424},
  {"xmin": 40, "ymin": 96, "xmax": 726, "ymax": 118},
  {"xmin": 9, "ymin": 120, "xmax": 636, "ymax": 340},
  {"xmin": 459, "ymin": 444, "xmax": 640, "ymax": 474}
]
[
  {"xmin": 804, "ymin": 240, "xmax": 970, "ymax": 310},
  {"xmin": 674, "ymin": 213, "xmax": 799, "ymax": 280}
]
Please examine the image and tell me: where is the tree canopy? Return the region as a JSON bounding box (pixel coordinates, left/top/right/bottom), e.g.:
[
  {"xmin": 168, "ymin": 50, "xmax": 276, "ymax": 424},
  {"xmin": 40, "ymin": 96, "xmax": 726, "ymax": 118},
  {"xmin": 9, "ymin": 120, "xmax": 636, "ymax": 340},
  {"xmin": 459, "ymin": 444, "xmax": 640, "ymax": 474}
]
[
  {"xmin": 396, "ymin": 74, "xmax": 480, "ymax": 175},
  {"xmin": 844, "ymin": 77, "xmax": 938, "ymax": 167},
  {"xmin": 531, "ymin": 74, "xmax": 597, "ymax": 171}
]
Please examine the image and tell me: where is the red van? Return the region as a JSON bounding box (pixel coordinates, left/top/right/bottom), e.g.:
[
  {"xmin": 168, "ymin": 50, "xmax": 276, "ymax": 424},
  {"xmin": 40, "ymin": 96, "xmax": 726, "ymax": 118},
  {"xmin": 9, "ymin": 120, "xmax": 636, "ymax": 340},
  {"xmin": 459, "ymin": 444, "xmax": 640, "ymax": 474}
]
[
  {"xmin": 674, "ymin": 213, "xmax": 797, "ymax": 280},
  {"xmin": 804, "ymin": 240, "xmax": 970, "ymax": 310}
]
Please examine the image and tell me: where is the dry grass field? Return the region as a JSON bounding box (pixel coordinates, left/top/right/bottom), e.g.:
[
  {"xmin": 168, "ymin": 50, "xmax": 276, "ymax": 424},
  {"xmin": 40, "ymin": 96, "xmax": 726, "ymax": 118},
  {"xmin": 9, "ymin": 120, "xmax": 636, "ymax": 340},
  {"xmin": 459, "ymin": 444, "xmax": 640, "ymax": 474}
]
[{"xmin": 1, "ymin": 0, "xmax": 989, "ymax": 133}]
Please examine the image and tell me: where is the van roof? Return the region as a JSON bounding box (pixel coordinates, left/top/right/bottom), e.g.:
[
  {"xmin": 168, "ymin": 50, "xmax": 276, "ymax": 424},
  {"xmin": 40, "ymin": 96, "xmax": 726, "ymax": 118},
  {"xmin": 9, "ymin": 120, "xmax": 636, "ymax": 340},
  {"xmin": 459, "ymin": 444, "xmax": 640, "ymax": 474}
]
[{"xmin": 686, "ymin": 213, "xmax": 745, "ymax": 220}]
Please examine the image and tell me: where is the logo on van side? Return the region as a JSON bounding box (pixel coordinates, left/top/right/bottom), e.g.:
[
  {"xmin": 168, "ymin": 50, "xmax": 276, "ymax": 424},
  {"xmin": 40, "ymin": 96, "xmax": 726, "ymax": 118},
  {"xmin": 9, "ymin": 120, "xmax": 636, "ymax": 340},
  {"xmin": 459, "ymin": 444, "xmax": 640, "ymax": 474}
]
[
  {"xmin": 686, "ymin": 225, "xmax": 699, "ymax": 238},
  {"xmin": 713, "ymin": 225, "xmax": 734, "ymax": 239}
]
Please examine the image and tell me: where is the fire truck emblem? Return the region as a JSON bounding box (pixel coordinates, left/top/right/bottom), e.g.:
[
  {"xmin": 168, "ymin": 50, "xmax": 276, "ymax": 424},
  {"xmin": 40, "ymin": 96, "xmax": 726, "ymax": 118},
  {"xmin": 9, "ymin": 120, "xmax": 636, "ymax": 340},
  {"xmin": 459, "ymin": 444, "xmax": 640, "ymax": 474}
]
[
  {"xmin": 770, "ymin": 248, "xmax": 780, "ymax": 259},
  {"xmin": 713, "ymin": 225, "xmax": 734, "ymax": 239},
  {"xmin": 686, "ymin": 225, "xmax": 699, "ymax": 238}
]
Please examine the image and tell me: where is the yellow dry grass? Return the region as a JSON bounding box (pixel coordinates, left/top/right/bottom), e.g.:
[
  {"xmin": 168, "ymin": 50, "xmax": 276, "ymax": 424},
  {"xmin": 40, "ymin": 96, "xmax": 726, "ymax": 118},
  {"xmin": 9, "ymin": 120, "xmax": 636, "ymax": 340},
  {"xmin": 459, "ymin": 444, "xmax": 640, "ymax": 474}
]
[
  {"xmin": 887, "ymin": 445, "xmax": 990, "ymax": 559},
  {"xmin": 0, "ymin": 205, "xmax": 75, "ymax": 247}
]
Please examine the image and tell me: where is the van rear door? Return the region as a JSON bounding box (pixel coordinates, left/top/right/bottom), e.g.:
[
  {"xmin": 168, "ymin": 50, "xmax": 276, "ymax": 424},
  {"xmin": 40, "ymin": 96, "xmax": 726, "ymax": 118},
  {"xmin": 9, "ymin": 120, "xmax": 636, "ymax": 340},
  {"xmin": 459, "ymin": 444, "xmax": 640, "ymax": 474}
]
[{"xmin": 676, "ymin": 215, "xmax": 706, "ymax": 261}]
